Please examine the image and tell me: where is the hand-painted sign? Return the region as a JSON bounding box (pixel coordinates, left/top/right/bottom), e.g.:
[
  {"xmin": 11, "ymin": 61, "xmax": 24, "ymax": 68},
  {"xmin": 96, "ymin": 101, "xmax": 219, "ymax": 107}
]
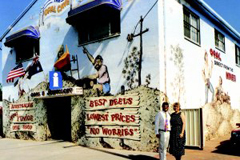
[
  {"xmin": 85, "ymin": 94, "xmax": 141, "ymax": 140},
  {"xmin": 85, "ymin": 94, "xmax": 140, "ymax": 110},
  {"xmin": 85, "ymin": 109, "xmax": 140, "ymax": 126},
  {"xmin": 49, "ymin": 71, "xmax": 63, "ymax": 90},
  {"xmin": 11, "ymin": 124, "xmax": 36, "ymax": 132},
  {"xmin": 41, "ymin": 0, "xmax": 70, "ymax": 24},
  {"xmin": 10, "ymin": 102, "xmax": 34, "ymax": 111},
  {"xmin": 210, "ymin": 49, "xmax": 221, "ymax": 61},
  {"xmin": 10, "ymin": 110, "xmax": 35, "ymax": 123},
  {"xmin": 86, "ymin": 126, "xmax": 140, "ymax": 140},
  {"xmin": 30, "ymin": 87, "xmax": 83, "ymax": 98},
  {"xmin": 226, "ymin": 72, "xmax": 236, "ymax": 82}
]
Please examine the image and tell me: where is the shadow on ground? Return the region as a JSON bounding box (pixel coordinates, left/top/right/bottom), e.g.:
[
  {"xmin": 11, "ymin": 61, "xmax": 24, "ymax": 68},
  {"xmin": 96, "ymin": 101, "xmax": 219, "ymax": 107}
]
[
  {"xmin": 86, "ymin": 147, "xmax": 158, "ymax": 160},
  {"xmin": 212, "ymin": 139, "xmax": 240, "ymax": 157}
]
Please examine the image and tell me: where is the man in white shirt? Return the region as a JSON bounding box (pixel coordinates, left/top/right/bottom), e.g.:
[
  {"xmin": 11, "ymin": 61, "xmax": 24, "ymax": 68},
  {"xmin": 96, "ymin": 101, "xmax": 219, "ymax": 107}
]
[{"xmin": 155, "ymin": 102, "xmax": 171, "ymax": 160}]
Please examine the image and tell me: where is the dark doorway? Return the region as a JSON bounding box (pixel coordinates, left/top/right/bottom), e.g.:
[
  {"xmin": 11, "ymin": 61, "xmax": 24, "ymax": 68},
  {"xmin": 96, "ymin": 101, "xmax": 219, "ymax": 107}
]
[{"xmin": 45, "ymin": 97, "xmax": 71, "ymax": 141}]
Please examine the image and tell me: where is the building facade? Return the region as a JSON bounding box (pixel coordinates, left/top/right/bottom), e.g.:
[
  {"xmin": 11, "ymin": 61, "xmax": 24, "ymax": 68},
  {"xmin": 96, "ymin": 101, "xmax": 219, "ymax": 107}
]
[{"xmin": 0, "ymin": 0, "xmax": 239, "ymax": 151}]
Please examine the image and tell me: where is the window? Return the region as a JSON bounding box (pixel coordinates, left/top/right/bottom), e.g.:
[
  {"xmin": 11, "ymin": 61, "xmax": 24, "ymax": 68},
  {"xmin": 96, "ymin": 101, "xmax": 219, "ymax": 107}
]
[
  {"xmin": 215, "ymin": 29, "xmax": 225, "ymax": 52},
  {"xmin": 14, "ymin": 38, "xmax": 39, "ymax": 63},
  {"xmin": 76, "ymin": 6, "xmax": 120, "ymax": 45},
  {"xmin": 183, "ymin": 7, "xmax": 200, "ymax": 44},
  {"xmin": 236, "ymin": 45, "xmax": 240, "ymax": 65},
  {"xmin": 4, "ymin": 26, "xmax": 40, "ymax": 63}
]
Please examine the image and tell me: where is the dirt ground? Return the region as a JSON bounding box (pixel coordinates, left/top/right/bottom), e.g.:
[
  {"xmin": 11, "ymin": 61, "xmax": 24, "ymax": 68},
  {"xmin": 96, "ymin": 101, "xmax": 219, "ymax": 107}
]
[{"xmin": 154, "ymin": 135, "xmax": 240, "ymax": 160}]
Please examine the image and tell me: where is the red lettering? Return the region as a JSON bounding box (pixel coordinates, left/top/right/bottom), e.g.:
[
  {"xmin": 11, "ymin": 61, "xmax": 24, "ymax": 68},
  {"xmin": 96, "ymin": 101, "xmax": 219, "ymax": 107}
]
[
  {"xmin": 90, "ymin": 128, "xmax": 99, "ymax": 135},
  {"xmin": 89, "ymin": 101, "xmax": 94, "ymax": 107},
  {"xmin": 131, "ymin": 115, "xmax": 135, "ymax": 122},
  {"xmin": 127, "ymin": 98, "xmax": 133, "ymax": 105},
  {"xmin": 226, "ymin": 72, "xmax": 236, "ymax": 82},
  {"xmin": 210, "ymin": 49, "xmax": 221, "ymax": 61}
]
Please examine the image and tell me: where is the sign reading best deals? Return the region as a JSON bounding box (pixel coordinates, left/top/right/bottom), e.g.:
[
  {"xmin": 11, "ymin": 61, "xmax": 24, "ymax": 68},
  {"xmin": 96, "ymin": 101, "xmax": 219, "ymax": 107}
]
[{"xmin": 85, "ymin": 94, "xmax": 141, "ymax": 140}]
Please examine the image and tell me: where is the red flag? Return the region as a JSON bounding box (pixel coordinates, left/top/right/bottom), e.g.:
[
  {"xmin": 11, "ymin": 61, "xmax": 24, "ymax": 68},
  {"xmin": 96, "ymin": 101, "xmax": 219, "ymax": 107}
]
[
  {"xmin": 6, "ymin": 63, "xmax": 25, "ymax": 83},
  {"xmin": 54, "ymin": 45, "xmax": 71, "ymax": 71}
]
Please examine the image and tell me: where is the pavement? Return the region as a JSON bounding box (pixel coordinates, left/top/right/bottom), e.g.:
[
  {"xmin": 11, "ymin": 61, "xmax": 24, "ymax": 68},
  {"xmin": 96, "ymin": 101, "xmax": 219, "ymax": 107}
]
[{"xmin": 0, "ymin": 135, "xmax": 239, "ymax": 160}]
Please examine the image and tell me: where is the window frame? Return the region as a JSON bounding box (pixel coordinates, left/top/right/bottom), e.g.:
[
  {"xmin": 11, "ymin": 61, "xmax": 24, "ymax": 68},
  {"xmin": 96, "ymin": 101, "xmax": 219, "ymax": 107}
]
[
  {"xmin": 236, "ymin": 45, "xmax": 240, "ymax": 66},
  {"xmin": 183, "ymin": 7, "xmax": 201, "ymax": 45},
  {"xmin": 76, "ymin": 7, "xmax": 121, "ymax": 46},
  {"xmin": 14, "ymin": 38, "xmax": 40, "ymax": 63},
  {"xmin": 214, "ymin": 29, "xmax": 225, "ymax": 52}
]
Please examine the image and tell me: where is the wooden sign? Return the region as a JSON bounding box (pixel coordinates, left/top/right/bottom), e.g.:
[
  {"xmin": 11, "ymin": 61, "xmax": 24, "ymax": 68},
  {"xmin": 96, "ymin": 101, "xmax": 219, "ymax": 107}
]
[
  {"xmin": 30, "ymin": 87, "xmax": 83, "ymax": 99},
  {"xmin": 85, "ymin": 109, "xmax": 140, "ymax": 126},
  {"xmin": 86, "ymin": 126, "xmax": 140, "ymax": 141},
  {"xmin": 10, "ymin": 110, "xmax": 35, "ymax": 123},
  {"xmin": 85, "ymin": 94, "xmax": 140, "ymax": 110},
  {"xmin": 10, "ymin": 124, "xmax": 36, "ymax": 132},
  {"xmin": 10, "ymin": 102, "xmax": 34, "ymax": 111}
]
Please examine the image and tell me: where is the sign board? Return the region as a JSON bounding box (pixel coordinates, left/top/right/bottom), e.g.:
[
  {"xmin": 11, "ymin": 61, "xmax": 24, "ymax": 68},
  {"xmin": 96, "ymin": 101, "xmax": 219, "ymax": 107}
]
[
  {"xmin": 42, "ymin": 0, "xmax": 70, "ymax": 22},
  {"xmin": 11, "ymin": 124, "xmax": 36, "ymax": 132},
  {"xmin": 86, "ymin": 126, "xmax": 140, "ymax": 140},
  {"xmin": 85, "ymin": 109, "xmax": 140, "ymax": 126},
  {"xmin": 10, "ymin": 110, "xmax": 35, "ymax": 123},
  {"xmin": 30, "ymin": 87, "xmax": 83, "ymax": 98},
  {"xmin": 10, "ymin": 102, "xmax": 34, "ymax": 111},
  {"xmin": 85, "ymin": 94, "xmax": 140, "ymax": 110},
  {"xmin": 49, "ymin": 71, "xmax": 63, "ymax": 90},
  {"xmin": 85, "ymin": 94, "xmax": 141, "ymax": 140}
]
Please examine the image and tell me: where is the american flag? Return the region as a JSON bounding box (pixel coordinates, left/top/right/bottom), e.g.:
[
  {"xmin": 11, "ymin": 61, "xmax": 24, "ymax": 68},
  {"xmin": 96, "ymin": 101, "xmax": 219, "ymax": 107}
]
[{"xmin": 6, "ymin": 63, "xmax": 25, "ymax": 83}]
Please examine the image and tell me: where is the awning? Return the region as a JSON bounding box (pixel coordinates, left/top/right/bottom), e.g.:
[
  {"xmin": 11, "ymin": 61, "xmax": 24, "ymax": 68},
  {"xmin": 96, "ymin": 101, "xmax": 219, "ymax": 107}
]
[
  {"xmin": 66, "ymin": 0, "xmax": 122, "ymax": 25},
  {"xmin": 4, "ymin": 26, "xmax": 40, "ymax": 47}
]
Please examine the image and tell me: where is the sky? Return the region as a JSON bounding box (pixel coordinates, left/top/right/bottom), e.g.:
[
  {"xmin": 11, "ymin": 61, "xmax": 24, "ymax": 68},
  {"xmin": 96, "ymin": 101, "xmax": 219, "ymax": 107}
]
[{"xmin": 0, "ymin": 0, "xmax": 239, "ymax": 37}]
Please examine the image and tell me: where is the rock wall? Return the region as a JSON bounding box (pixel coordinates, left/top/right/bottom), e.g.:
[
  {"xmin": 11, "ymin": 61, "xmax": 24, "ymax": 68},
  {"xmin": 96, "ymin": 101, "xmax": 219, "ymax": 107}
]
[
  {"xmin": 203, "ymin": 101, "xmax": 240, "ymax": 140},
  {"xmin": 77, "ymin": 86, "xmax": 161, "ymax": 152}
]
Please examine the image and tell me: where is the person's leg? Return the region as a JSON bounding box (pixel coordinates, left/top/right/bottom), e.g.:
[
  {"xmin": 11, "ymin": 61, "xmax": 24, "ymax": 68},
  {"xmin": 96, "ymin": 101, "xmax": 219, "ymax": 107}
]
[
  {"xmin": 209, "ymin": 81, "xmax": 214, "ymax": 102},
  {"xmin": 159, "ymin": 132, "xmax": 166, "ymax": 160},
  {"xmin": 175, "ymin": 155, "xmax": 181, "ymax": 160},
  {"xmin": 165, "ymin": 132, "xmax": 170, "ymax": 157},
  {"xmin": 205, "ymin": 84, "xmax": 208, "ymax": 103}
]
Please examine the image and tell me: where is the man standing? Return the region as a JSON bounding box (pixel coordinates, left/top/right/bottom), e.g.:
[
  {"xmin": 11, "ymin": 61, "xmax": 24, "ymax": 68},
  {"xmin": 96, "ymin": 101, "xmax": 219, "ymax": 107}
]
[
  {"xmin": 155, "ymin": 102, "xmax": 171, "ymax": 160},
  {"xmin": 83, "ymin": 47, "xmax": 111, "ymax": 95}
]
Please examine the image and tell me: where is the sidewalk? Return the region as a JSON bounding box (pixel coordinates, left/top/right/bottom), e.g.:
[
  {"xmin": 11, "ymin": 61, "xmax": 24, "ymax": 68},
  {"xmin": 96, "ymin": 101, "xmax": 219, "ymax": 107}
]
[
  {"xmin": 0, "ymin": 135, "xmax": 239, "ymax": 160},
  {"xmin": 0, "ymin": 138, "xmax": 157, "ymax": 160},
  {"xmin": 156, "ymin": 135, "xmax": 240, "ymax": 160}
]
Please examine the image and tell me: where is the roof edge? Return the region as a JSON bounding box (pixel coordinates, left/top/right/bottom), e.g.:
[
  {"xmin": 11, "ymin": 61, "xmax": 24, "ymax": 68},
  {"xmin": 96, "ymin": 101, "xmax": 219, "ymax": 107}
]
[
  {"xmin": 0, "ymin": 0, "xmax": 38, "ymax": 42},
  {"xmin": 196, "ymin": 0, "xmax": 240, "ymax": 40}
]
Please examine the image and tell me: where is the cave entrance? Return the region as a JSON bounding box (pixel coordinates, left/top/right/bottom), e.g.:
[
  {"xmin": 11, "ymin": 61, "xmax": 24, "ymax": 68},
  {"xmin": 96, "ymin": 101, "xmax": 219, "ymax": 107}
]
[{"xmin": 45, "ymin": 97, "xmax": 71, "ymax": 141}]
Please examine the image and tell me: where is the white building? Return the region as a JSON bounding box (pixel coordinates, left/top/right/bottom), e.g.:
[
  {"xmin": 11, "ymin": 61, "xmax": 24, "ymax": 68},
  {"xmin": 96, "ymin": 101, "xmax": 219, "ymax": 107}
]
[{"xmin": 0, "ymin": 0, "xmax": 239, "ymax": 150}]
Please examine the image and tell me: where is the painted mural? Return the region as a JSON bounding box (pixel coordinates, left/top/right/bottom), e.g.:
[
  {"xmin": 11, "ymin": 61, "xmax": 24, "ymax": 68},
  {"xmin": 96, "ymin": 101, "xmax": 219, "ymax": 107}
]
[{"xmin": 1, "ymin": 0, "xmax": 162, "ymax": 152}]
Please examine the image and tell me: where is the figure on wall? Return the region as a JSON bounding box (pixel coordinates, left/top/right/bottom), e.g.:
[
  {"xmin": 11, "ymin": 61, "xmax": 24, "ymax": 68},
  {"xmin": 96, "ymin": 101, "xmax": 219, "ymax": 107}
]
[
  {"xmin": 202, "ymin": 51, "xmax": 214, "ymax": 104},
  {"xmin": 214, "ymin": 76, "xmax": 230, "ymax": 104},
  {"xmin": 82, "ymin": 47, "xmax": 111, "ymax": 95}
]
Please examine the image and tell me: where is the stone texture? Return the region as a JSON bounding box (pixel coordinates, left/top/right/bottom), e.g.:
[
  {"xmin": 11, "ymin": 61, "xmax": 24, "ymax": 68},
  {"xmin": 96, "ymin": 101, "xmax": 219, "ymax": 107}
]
[{"xmin": 203, "ymin": 102, "xmax": 240, "ymax": 141}]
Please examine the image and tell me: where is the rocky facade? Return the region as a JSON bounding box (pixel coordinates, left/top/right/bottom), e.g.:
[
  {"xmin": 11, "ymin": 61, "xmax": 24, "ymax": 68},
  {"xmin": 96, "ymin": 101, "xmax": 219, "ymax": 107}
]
[{"xmin": 203, "ymin": 101, "xmax": 240, "ymax": 141}]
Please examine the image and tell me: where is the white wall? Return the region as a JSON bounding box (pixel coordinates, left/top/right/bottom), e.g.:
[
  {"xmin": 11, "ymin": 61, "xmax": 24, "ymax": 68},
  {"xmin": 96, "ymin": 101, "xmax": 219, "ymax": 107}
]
[{"xmin": 160, "ymin": 0, "xmax": 240, "ymax": 109}]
